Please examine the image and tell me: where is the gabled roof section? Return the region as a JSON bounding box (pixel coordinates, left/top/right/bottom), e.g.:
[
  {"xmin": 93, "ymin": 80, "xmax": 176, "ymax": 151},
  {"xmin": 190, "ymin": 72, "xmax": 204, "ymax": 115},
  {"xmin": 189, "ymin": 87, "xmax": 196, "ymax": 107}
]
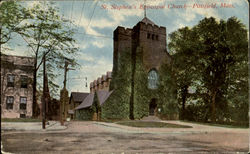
[
  {"xmin": 141, "ymin": 17, "xmax": 155, "ymax": 26},
  {"xmin": 75, "ymin": 90, "xmax": 114, "ymax": 110},
  {"xmin": 75, "ymin": 93, "xmax": 94, "ymax": 110},
  {"xmin": 97, "ymin": 90, "xmax": 113, "ymax": 105},
  {"xmin": 70, "ymin": 92, "xmax": 89, "ymax": 103}
]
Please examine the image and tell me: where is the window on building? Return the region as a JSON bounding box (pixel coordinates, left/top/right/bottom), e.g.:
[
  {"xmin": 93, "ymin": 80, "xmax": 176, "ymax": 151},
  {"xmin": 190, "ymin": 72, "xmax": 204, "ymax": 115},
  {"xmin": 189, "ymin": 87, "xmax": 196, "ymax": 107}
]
[
  {"xmin": 20, "ymin": 97, "xmax": 27, "ymax": 110},
  {"xmin": 148, "ymin": 69, "xmax": 159, "ymax": 89},
  {"xmin": 147, "ymin": 33, "xmax": 151, "ymax": 39},
  {"xmin": 156, "ymin": 35, "xmax": 159, "ymax": 40},
  {"xmin": 152, "ymin": 34, "xmax": 155, "ymax": 40},
  {"xmin": 20, "ymin": 114, "xmax": 26, "ymax": 118},
  {"xmin": 7, "ymin": 74, "xmax": 15, "ymax": 87},
  {"xmin": 6, "ymin": 96, "xmax": 14, "ymax": 109},
  {"xmin": 21, "ymin": 75, "xmax": 28, "ymax": 88}
]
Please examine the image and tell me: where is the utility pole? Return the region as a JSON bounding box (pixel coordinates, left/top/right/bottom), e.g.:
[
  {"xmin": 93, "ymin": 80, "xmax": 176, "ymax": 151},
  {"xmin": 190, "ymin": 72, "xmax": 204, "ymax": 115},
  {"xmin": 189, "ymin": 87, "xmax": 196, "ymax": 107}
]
[
  {"xmin": 42, "ymin": 53, "xmax": 46, "ymax": 129},
  {"xmin": 60, "ymin": 59, "xmax": 74, "ymax": 125},
  {"xmin": 246, "ymin": 0, "xmax": 250, "ymax": 153},
  {"xmin": 60, "ymin": 61, "xmax": 68, "ymax": 125},
  {"xmin": 63, "ymin": 61, "xmax": 69, "ymax": 89},
  {"xmin": 0, "ymin": 14, "xmax": 2, "ymax": 131}
]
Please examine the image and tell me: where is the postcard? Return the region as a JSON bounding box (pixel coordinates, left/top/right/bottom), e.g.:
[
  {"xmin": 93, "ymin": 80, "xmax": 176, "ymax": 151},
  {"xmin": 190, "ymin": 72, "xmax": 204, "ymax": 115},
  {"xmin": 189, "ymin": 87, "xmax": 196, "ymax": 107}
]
[{"xmin": 1, "ymin": 0, "xmax": 249, "ymax": 153}]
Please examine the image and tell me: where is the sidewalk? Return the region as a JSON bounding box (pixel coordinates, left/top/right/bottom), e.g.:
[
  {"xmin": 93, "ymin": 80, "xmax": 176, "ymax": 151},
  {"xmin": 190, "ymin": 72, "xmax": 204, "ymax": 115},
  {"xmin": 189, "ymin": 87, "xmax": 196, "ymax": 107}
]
[
  {"xmin": 93, "ymin": 120, "xmax": 248, "ymax": 135},
  {"xmin": 1, "ymin": 121, "xmax": 67, "ymax": 131}
]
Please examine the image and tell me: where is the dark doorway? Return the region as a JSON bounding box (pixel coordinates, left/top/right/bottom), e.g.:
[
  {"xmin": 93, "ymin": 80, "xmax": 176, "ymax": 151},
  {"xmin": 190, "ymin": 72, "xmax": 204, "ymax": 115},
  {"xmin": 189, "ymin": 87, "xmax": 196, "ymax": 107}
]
[{"xmin": 149, "ymin": 98, "xmax": 157, "ymax": 116}]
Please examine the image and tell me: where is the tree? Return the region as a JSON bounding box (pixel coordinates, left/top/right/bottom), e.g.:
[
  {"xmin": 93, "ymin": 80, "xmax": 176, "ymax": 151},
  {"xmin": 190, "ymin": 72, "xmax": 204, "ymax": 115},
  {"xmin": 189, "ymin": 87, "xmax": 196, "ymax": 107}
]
[
  {"xmin": 169, "ymin": 17, "xmax": 248, "ymax": 123},
  {"xmin": 157, "ymin": 61, "xmax": 179, "ymax": 120},
  {"xmin": 195, "ymin": 17, "xmax": 247, "ymax": 122},
  {"xmin": 169, "ymin": 27, "xmax": 200, "ymax": 120},
  {"xmin": 0, "ymin": 1, "xmax": 31, "ymax": 45},
  {"xmin": 17, "ymin": 2, "xmax": 78, "ymax": 117}
]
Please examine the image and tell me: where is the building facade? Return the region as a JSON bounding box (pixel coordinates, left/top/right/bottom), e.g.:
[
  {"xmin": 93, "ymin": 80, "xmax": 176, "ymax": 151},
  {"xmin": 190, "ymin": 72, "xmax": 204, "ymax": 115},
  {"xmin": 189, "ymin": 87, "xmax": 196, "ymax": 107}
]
[
  {"xmin": 76, "ymin": 17, "xmax": 178, "ymax": 120},
  {"xmin": 1, "ymin": 54, "xmax": 34, "ymax": 118},
  {"xmin": 69, "ymin": 92, "xmax": 89, "ymax": 119},
  {"xmin": 101, "ymin": 17, "xmax": 178, "ymax": 120},
  {"xmin": 113, "ymin": 17, "xmax": 171, "ymax": 74},
  {"xmin": 90, "ymin": 71, "xmax": 112, "ymax": 93}
]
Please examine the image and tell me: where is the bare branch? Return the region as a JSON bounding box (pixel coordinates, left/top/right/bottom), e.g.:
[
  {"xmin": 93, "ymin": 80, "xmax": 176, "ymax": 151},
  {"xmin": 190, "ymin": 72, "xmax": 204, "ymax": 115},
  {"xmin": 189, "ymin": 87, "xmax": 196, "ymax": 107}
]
[{"xmin": 20, "ymin": 35, "xmax": 36, "ymax": 54}]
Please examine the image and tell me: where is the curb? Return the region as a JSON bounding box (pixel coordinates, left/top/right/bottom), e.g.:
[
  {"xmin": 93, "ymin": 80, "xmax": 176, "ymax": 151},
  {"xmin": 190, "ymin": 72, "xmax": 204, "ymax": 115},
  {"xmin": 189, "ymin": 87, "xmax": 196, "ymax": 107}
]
[
  {"xmin": 93, "ymin": 122, "xmax": 208, "ymax": 135},
  {"xmin": 1, "ymin": 121, "xmax": 68, "ymax": 132}
]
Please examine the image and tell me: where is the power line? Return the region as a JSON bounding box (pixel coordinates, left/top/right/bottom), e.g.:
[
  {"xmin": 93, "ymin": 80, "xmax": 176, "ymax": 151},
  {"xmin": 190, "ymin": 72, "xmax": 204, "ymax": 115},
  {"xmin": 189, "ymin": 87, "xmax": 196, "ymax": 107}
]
[
  {"xmin": 78, "ymin": 1, "xmax": 86, "ymax": 26},
  {"xmin": 75, "ymin": 32, "xmax": 112, "ymax": 39},
  {"xmin": 70, "ymin": 0, "xmax": 75, "ymax": 28},
  {"xmin": 82, "ymin": 1, "xmax": 99, "ymax": 41},
  {"xmin": 69, "ymin": 21, "xmax": 112, "ymax": 39},
  {"xmin": 68, "ymin": 78, "xmax": 87, "ymax": 80},
  {"xmin": 68, "ymin": 1, "xmax": 112, "ymax": 40},
  {"xmin": 68, "ymin": 76, "xmax": 88, "ymax": 80}
]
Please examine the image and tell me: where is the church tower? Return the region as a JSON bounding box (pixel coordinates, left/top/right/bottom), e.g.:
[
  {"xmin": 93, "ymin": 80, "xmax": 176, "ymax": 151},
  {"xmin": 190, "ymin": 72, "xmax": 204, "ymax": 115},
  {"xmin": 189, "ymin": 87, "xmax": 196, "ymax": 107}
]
[
  {"xmin": 108, "ymin": 16, "xmax": 177, "ymax": 120},
  {"xmin": 132, "ymin": 17, "xmax": 170, "ymax": 72},
  {"xmin": 113, "ymin": 17, "xmax": 171, "ymax": 89}
]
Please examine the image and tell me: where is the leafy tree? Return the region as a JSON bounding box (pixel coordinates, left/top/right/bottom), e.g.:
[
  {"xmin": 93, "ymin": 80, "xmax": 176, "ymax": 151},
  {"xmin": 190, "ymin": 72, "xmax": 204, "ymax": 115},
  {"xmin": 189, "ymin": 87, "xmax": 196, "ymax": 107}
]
[
  {"xmin": 225, "ymin": 17, "xmax": 248, "ymax": 125},
  {"xmin": 157, "ymin": 62, "xmax": 178, "ymax": 119},
  {"xmin": 169, "ymin": 17, "xmax": 248, "ymax": 123},
  {"xmin": 0, "ymin": 1, "xmax": 31, "ymax": 45},
  {"xmin": 195, "ymin": 17, "xmax": 247, "ymax": 122},
  {"xmin": 169, "ymin": 27, "xmax": 201, "ymax": 120},
  {"xmin": 17, "ymin": 2, "xmax": 78, "ymax": 117}
]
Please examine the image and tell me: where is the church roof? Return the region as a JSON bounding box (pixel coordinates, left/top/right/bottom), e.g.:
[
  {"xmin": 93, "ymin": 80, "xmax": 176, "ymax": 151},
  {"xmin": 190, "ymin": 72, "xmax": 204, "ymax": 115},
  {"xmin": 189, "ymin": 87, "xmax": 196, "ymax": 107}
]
[
  {"xmin": 69, "ymin": 92, "xmax": 89, "ymax": 103},
  {"xmin": 141, "ymin": 17, "xmax": 155, "ymax": 26},
  {"xmin": 75, "ymin": 90, "xmax": 113, "ymax": 110}
]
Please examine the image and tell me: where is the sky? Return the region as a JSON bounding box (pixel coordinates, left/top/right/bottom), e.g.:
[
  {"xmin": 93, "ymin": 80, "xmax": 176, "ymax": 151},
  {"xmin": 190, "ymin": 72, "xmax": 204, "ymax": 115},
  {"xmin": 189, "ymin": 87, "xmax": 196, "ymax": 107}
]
[{"xmin": 3, "ymin": 0, "xmax": 249, "ymax": 95}]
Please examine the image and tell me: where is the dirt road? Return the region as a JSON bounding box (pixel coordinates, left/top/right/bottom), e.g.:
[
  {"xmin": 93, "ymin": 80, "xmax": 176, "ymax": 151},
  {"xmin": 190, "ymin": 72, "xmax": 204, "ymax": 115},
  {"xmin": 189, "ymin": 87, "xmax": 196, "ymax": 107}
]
[{"xmin": 1, "ymin": 121, "xmax": 248, "ymax": 153}]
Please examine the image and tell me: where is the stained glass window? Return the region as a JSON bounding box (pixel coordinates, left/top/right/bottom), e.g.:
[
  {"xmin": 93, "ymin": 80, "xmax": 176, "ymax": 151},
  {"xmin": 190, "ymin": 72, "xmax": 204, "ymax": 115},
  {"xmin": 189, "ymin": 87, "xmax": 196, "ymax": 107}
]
[{"xmin": 148, "ymin": 69, "xmax": 158, "ymax": 89}]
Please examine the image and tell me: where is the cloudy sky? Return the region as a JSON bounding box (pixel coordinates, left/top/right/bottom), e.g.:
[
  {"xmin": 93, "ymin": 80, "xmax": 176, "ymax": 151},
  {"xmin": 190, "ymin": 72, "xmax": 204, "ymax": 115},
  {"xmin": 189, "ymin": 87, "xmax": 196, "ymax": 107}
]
[{"xmin": 3, "ymin": 0, "xmax": 249, "ymax": 94}]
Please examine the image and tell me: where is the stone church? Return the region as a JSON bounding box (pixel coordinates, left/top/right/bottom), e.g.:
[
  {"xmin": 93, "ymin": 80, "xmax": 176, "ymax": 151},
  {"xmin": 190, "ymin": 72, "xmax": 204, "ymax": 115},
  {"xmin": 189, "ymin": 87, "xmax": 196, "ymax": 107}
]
[
  {"xmin": 75, "ymin": 16, "xmax": 178, "ymax": 120},
  {"xmin": 101, "ymin": 16, "xmax": 178, "ymax": 120}
]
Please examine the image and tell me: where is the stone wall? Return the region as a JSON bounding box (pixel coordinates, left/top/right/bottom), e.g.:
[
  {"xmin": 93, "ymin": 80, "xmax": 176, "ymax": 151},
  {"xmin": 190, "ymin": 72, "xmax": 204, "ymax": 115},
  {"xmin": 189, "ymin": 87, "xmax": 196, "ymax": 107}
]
[{"xmin": 90, "ymin": 71, "xmax": 112, "ymax": 93}]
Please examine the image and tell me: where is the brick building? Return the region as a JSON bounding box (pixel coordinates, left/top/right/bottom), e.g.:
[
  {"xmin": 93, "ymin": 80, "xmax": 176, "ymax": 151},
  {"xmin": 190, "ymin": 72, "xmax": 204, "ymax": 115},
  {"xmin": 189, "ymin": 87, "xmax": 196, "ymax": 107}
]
[{"xmin": 1, "ymin": 54, "xmax": 34, "ymax": 118}]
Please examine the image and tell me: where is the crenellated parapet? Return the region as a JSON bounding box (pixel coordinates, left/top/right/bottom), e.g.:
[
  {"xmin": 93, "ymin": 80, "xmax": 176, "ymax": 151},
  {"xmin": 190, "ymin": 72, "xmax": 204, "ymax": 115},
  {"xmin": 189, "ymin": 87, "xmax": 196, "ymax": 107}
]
[
  {"xmin": 114, "ymin": 26, "xmax": 132, "ymax": 39},
  {"xmin": 90, "ymin": 71, "xmax": 112, "ymax": 93},
  {"xmin": 133, "ymin": 21, "xmax": 166, "ymax": 35}
]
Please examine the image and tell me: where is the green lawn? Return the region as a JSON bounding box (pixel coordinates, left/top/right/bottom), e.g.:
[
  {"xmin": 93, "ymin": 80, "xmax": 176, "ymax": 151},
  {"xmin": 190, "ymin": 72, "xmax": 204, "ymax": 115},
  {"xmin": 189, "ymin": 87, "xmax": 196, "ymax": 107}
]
[
  {"xmin": 116, "ymin": 121, "xmax": 192, "ymax": 128},
  {"xmin": 1, "ymin": 118, "xmax": 41, "ymax": 122},
  {"xmin": 181, "ymin": 120, "xmax": 249, "ymax": 129}
]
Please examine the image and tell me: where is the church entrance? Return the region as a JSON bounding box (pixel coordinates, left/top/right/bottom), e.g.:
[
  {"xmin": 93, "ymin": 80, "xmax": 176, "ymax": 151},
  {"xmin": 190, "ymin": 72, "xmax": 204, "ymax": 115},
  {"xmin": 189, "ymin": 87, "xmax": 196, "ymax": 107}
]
[{"xmin": 149, "ymin": 98, "xmax": 157, "ymax": 116}]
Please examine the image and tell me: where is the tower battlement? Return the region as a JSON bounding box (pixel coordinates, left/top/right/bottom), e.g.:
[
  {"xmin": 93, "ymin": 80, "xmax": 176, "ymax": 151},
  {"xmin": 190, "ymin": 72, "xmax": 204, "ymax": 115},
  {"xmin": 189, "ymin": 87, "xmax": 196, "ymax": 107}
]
[
  {"xmin": 134, "ymin": 22, "xmax": 166, "ymax": 34},
  {"xmin": 114, "ymin": 26, "xmax": 132, "ymax": 37},
  {"xmin": 113, "ymin": 17, "xmax": 170, "ymax": 73}
]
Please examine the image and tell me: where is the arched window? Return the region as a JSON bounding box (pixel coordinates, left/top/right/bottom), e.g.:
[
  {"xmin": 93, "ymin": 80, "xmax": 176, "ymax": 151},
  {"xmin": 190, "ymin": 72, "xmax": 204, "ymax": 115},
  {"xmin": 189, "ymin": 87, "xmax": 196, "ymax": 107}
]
[{"xmin": 148, "ymin": 69, "xmax": 158, "ymax": 89}]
